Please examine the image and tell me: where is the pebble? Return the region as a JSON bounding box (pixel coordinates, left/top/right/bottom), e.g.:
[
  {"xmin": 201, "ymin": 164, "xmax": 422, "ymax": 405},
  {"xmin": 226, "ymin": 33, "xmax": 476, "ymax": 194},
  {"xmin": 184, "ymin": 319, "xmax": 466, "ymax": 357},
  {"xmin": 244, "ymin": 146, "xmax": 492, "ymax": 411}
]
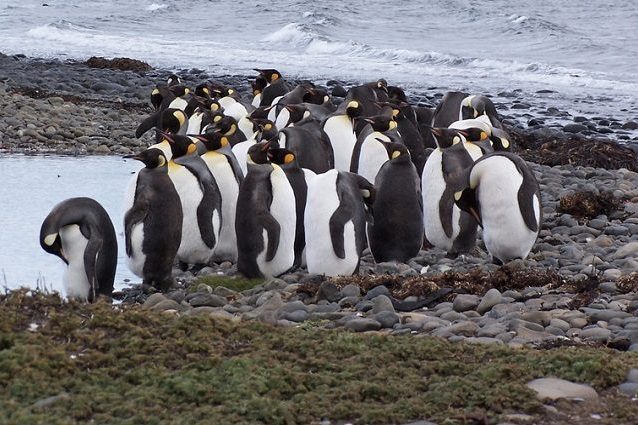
[
  {"xmin": 477, "ymin": 288, "xmax": 502, "ymax": 314},
  {"xmin": 345, "ymin": 318, "xmax": 382, "ymax": 332},
  {"xmin": 526, "ymin": 378, "xmax": 598, "ymax": 401},
  {"xmin": 453, "ymin": 294, "xmax": 480, "ymax": 312}
]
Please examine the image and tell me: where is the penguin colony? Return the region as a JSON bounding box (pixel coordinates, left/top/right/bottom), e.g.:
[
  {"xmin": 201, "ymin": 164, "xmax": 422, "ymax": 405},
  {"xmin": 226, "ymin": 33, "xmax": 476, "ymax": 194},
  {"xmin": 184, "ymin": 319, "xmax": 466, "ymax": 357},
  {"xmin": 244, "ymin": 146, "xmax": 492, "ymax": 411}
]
[{"xmin": 40, "ymin": 68, "xmax": 542, "ymax": 302}]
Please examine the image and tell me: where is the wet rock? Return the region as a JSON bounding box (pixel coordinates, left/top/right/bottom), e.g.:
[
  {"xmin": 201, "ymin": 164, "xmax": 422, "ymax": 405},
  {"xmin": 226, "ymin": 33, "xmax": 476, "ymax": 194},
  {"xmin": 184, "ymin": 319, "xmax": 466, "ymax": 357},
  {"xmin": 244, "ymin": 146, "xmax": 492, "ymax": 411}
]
[{"xmin": 453, "ymin": 294, "xmax": 480, "ymax": 312}]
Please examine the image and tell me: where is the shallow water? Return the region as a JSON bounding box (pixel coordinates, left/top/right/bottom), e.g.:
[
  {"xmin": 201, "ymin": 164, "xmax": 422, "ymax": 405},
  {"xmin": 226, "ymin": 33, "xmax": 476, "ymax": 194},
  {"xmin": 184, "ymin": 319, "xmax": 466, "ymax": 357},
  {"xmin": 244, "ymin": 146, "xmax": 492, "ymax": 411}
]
[{"xmin": 0, "ymin": 155, "xmax": 142, "ymax": 294}]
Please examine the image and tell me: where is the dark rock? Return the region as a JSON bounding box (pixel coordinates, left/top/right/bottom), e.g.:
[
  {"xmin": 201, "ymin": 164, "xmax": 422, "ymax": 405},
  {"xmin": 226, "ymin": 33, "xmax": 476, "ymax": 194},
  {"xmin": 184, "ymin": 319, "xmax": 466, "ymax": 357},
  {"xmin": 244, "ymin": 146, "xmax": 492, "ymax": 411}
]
[
  {"xmin": 316, "ymin": 281, "xmax": 341, "ymax": 302},
  {"xmin": 85, "ymin": 56, "xmax": 152, "ymax": 72}
]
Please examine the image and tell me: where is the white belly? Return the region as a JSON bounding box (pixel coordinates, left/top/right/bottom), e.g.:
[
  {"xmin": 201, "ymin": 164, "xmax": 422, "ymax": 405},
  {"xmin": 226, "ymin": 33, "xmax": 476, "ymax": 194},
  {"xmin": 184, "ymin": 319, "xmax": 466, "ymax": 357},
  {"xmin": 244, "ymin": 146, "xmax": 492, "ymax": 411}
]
[
  {"xmin": 323, "ymin": 116, "xmax": 357, "ymax": 171},
  {"xmin": 305, "ymin": 170, "xmax": 359, "ymax": 276},
  {"xmin": 357, "ymin": 132, "xmax": 389, "ymax": 183},
  {"xmin": 231, "ymin": 138, "xmax": 256, "ymax": 177},
  {"xmin": 202, "ymin": 152, "xmax": 239, "ymax": 262},
  {"xmin": 223, "ymin": 101, "xmax": 249, "ymax": 121},
  {"xmin": 169, "ymin": 163, "xmax": 215, "ymax": 265},
  {"xmin": 251, "ymin": 93, "xmax": 262, "ymax": 108},
  {"xmin": 126, "ymin": 222, "xmax": 146, "ymax": 278},
  {"xmin": 421, "ymin": 150, "xmax": 458, "ymax": 251},
  {"xmin": 187, "ymin": 112, "xmax": 204, "ymax": 135},
  {"xmin": 474, "ymin": 158, "xmax": 539, "ymax": 261},
  {"xmin": 59, "ymin": 224, "xmax": 90, "ymax": 300},
  {"xmin": 256, "ymin": 166, "xmax": 296, "ymax": 277}
]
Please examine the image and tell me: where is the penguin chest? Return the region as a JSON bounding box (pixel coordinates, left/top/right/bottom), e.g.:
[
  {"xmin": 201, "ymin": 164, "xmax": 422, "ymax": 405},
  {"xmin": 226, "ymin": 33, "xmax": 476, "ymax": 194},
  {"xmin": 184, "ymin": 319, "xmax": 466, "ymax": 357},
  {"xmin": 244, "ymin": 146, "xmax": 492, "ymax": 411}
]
[
  {"xmin": 323, "ymin": 115, "xmax": 356, "ymax": 171},
  {"xmin": 256, "ymin": 167, "xmax": 296, "ymax": 277},
  {"xmin": 275, "ymin": 108, "xmax": 291, "ymax": 129},
  {"xmin": 224, "ymin": 102, "xmax": 248, "ymax": 121},
  {"xmin": 59, "ymin": 224, "xmax": 91, "ymax": 300},
  {"xmin": 187, "ymin": 112, "xmax": 204, "ymax": 135},
  {"xmin": 358, "ymin": 132, "xmax": 389, "ymax": 183},
  {"xmin": 421, "ymin": 151, "xmax": 459, "ymax": 250},
  {"xmin": 169, "ymin": 165, "xmax": 213, "ymax": 264},
  {"xmin": 202, "ymin": 153, "xmax": 240, "ymax": 261},
  {"xmin": 304, "ymin": 171, "xmax": 358, "ymax": 276},
  {"xmin": 231, "ymin": 139, "xmax": 256, "ymax": 177}
]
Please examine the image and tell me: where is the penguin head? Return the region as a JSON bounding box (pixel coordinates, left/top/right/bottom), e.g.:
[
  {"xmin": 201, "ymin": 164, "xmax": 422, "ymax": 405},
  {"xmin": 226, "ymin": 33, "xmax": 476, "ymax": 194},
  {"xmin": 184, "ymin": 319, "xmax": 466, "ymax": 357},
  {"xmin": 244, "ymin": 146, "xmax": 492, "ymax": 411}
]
[
  {"xmin": 461, "ymin": 95, "xmax": 498, "ymax": 121},
  {"xmin": 460, "ymin": 126, "xmax": 491, "ymax": 143},
  {"xmin": 252, "ymin": 75, "xmax": 268, "ymax": 96},
  {"xmin": 303, "ymin": 86, "xmax": 329, "ymax": 105},
  {"xmin": 191, "ymin": 132, "xmax": 229, "ymax": 151},
  {"xmin": 160, "ymin": 109, "xmax": 187, "ymax": 134},
  {"xmin": 161, "ymin": 132, "xmax": 196, "ymax": 158},
  {"xmin": 247, "ymin": 140, "xmax": 277, "ymax": 165},
  {"xmin": 126, "ymin": 148, "xmax": 168, "ymax": 169},
  {"xmin": 345, "ymin": 100, "xmax": 362, "ymax": 119},
  {"xmin": 254, "ymin": 68, "xmax": 282, "ymax": 84},
  {"xmin": 169, "ymin": 85, "xmax": 190, "ymax": 98},
  {"xmin": 362, "ymin": 114, "xmax": 397, "ymax": 132},
  {"xmin": 208, "ymin": 99, "xmax": 223, "ymax": 114},
  {"xmin": 285, "ymin": 104, "xmax": 311, "ymax": 124},
  {"xmin": 387, "ymin": 86, "xmax": 408, "ymax": 103},
  {"xmin": 267, "ymin": 147, "xmax": 296, "ymax": 165},
  {"xmin": 167, "ymin": 74, "xmax": 182, "ymax": 87},
  {"xmin": 490, "ymin": 128, "xmax": 511, "ymax": 151},
  {"xmin": 385, "ymin": 142, "xmax": 410, "ymax": 161},
  {"xmin": 40, "ymin": 227, "xmax": 66, "ymax": 264},
  {"xmin": 195, "ymin": 83, "xmax": 211, "ymax": 98},
  {"xmin": 454, "ymin": 186, "xmax": 482, "ymax": 228},
  {"xmin": 430, "ymin": 127, "xmax": 467, "ymax": 149},
  {"xmin": 150, "ymin": 86, "xmax": 163, "ymax": 110},
  {"xmin": 254, "ymin": 119, "xmax": 279, "ymax": 142},
  {"xmin": 215, "ymin": 116, "xmax": 238, "ymax": 136}
]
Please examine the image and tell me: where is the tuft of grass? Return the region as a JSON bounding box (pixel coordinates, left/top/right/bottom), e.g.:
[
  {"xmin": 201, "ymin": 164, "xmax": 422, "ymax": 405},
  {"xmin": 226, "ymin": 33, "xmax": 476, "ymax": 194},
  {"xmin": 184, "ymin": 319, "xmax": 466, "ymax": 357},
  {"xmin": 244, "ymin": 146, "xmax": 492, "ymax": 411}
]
[
  {"xmin": 192, "ymin": 275, "xmax": 265, "ymax": 293},
  {"xmin": 1, "ymin": 289, "xmax": 638, "ymax": 424}
]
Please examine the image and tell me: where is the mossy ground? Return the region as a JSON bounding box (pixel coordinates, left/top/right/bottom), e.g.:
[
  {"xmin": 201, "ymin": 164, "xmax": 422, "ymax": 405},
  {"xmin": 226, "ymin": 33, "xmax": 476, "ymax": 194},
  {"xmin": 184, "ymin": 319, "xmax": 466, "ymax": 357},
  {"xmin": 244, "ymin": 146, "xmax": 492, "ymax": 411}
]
[
  {"xmin": 2, "ymin": 290, "xmax": 638, "ymax": 425},
  {"xmin": 192, "ymin": 275, "xmax": 265, "ymax": 293}
]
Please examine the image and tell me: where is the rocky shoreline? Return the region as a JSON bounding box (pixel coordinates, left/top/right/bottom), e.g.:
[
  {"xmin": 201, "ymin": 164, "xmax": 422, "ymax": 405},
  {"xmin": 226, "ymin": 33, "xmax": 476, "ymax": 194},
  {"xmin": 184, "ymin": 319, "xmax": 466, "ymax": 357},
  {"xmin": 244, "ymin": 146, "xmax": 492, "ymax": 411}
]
[{"xmin": 4, "ymin": 54, "xmax": 638, "ymax": 362}]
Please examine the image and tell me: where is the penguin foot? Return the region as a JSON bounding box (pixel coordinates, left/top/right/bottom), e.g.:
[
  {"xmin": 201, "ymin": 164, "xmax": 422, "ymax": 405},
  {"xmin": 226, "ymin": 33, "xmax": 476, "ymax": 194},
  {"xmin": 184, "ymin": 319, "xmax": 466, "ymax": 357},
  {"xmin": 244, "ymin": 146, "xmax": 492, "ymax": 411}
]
[
  {"xmin": 189, "ymin": 264, "xmax": 207, "ymax": 275},
  {"xmin": 178, "ymin": 261, "xmax": 189, "ymax": 272},
  {"xmin": 492, "ymin": 256, "xmax": 504, "ymax": 266},
  {"xmin": 445, "ymin": 252, "xmax": 459, "ymax": 259}
]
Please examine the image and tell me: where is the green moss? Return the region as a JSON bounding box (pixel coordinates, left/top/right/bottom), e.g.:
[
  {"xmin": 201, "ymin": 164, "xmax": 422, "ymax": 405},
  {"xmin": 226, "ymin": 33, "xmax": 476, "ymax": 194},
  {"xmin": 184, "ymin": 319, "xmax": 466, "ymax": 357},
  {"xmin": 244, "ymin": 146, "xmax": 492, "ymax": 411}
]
[
  {"xmin": 192, "ymin": 275, "xmax": 265, "ymax": 293},
  {"xmin": 1, "ymin": 290, "xmax": 638, "ymax": 424}
]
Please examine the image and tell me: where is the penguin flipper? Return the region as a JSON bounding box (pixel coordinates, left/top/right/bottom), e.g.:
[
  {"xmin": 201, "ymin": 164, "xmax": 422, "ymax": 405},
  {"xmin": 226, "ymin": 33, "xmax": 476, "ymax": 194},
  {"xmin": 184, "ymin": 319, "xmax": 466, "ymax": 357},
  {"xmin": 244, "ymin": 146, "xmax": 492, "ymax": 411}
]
[
  {"xmin": 135, "ymin": 113, "xmax": 159, "ymax": 138},
  {"xmin": 438, "ymin": 188, "xmax": 455, "ymax": 239},
  {"xmin": 124, "ymin": 201, "xmax": 149, "ymax": 256},
  {"xmin": 517, "ymin": 172, "xmax": 541, "ymax": 233},
  {"xmin": 83, "ymin": 236, "xmax": 103, "ymax": 303},
  {"xmin": 260, "ymin": 213, "xmax": 281, "ymax": 262},
  {"xmin": 504, "ymin": 152, "xmax": 541, "ymax": 232},
  {"xmin": 329, "ymin": 201, "xmax": 354, "ymax": 259}
]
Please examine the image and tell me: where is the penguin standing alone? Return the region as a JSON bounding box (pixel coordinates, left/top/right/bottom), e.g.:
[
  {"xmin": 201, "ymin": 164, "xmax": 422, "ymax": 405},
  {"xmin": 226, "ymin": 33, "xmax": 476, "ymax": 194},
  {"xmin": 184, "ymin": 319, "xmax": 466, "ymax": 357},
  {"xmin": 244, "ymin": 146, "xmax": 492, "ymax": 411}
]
[
  {"xmin": 124, "ymin": 148, "xmax": 182, "ymax": 290},
  {"xmin": 40, "ymin": 197, "xmax": 117, "ymax": 302}
]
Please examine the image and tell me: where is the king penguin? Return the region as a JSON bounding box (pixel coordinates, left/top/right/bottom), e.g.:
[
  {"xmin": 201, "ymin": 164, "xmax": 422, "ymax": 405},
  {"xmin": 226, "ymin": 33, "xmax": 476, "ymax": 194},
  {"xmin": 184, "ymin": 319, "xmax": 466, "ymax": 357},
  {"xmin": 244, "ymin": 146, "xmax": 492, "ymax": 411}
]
[
  {"xmin": 322, "ymin": 100, "xmax": 361, "ymax": 171},
  {"xmin": 454, "ymin": 151, "xmax": 541, "ymax": 264},
  {"xmin": 367, "ymin": 144, "xmax": 423, "ymax": 263},
  {"xmin": 163, "ymin": 133, "xmax": 223, "ymax": 268},
  {"xmin": 40, "ymin": 197, "xmax": 117, "ymax": 302},
  {"xmin": 124, "ymin": 148, "xmax": 182, "ymax": 290},
  {"xmin": 305, "ymin": 170, "xmax": 375, "ymax": 276},
  {"xmin": 236, "ymin": 161, "xmax": 297, "ymax": 278},
  {"xmin": 194, "ymin": 132, "xmax": 244, "ymax": 263},
  {"xmin": 267, "ymin": 147, "xmax": 317, "ymax": 268},
  {"xmin": 421, "ymin": 128, "xmax": 481, "ymax": 256}
]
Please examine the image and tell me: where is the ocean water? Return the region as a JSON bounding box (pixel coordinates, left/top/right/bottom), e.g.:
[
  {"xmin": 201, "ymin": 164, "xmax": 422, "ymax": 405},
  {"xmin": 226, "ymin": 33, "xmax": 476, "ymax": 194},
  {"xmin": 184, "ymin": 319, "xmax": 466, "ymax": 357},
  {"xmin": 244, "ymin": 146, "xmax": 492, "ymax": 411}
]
[
  {"xmin": 1, "ymin": 0, "xmax": 637, "ymax": 116},
  {"xmin": 0, "ymin": 155, "xmax": 140, "ymax": 293}
]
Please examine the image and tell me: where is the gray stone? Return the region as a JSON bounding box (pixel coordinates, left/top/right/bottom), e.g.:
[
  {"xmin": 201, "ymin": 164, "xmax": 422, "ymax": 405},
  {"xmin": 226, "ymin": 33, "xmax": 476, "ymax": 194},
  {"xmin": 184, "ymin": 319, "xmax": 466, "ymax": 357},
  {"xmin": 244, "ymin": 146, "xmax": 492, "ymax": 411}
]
[
  {"xmin": 150, "ymin": 299, "xmax": 184, "ymax": 312},
  {"xmin": 213, "ymin": 286, "xmax": 238, "ymax": 298},
  {"xmin": 527, "ymin": 378, "xmax": 598, "ymax": 401},
  {"xmin": 464, "ymin": 337, "xmax": 504, "ymax": 346},
  {"xmin": 282, "ymin": 310, "xmax": 308, "ymax": 323},
  {"xmin": 374, "ymin": 311, "xmax": 400, "ymax": 328},
  {"xmin": 278, "ymin": 301, "xmax": 308, "ymax": 315},
  {"xmin": 447, "ymin": 321, "xmax": 479, "ymax": 336},
  {"xmin": 618, "ymin": 383, "xmax": 638, "ymax": 397},
  {"xmin": 345, "ymin": 318, "xmax": 382, "ymax": 332},
  {"xmin": 477, "ymin": 288, "xmax": 502, "ymax": 314},
  {"xmin": 579, "ymin": 327, "xmax": 612, "ymax": 342},
  {"xmin": 340, "ymin": 283, "xmax": 361, "ymax": 298},
  {"xmin": 478, "ymin": 323, "xmax": 508, "ymax": 337},
  {"xmin": 242, "ymin": 292, "xmax": 284, "ymax": 324},
  {"xmin": 372, "ymin": 295, "xmax": 396, "ymax": 314},
  {"xmin": 509, "ymin": 319, "xmax": 545, "ymax": 332},
  {"xmin": 549, "ymin": 318, "xmax": 571, "ymax": 332},
  {"xmin": 47, "ymin": 97, "xmax": 65, "ymax": 106},
  {"xmin": 364, "ymin": 285, "xmax": 391, "ymax": 300},
  {"xmin": 580, "ymin": 308, "xmax": 632, "ymax": 323},
  {"xmin": 627, "ymin": 368, "xmax": 638, "ymax": 383},
  {"xmin": 142, "ymin": 293, "xmax": 167, "ymax": 309},
  {"xmin": 453, "ymin": 294, "xmax": 480, "ymax": 312},
  {"xmin": 521, "ymin": 311, "xmax": 552, "ymax": 326},
  {"xmin": 355, "ymin": 299, "xmax": 374, "ymax": 312},
  {"xmin": 316, "ymin": 281, "xmax": 341, "ymax": 302},
  {"xmin": 188, "ymin": 293, "xmax": 227, "ymax": 308},
  {"xmin": 264, "ymin": 278, "xmax": 288, "ymax": 291},
  {"xmin": 440, "ymin": 311, "xmax": 463, "ymax": 321}
]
